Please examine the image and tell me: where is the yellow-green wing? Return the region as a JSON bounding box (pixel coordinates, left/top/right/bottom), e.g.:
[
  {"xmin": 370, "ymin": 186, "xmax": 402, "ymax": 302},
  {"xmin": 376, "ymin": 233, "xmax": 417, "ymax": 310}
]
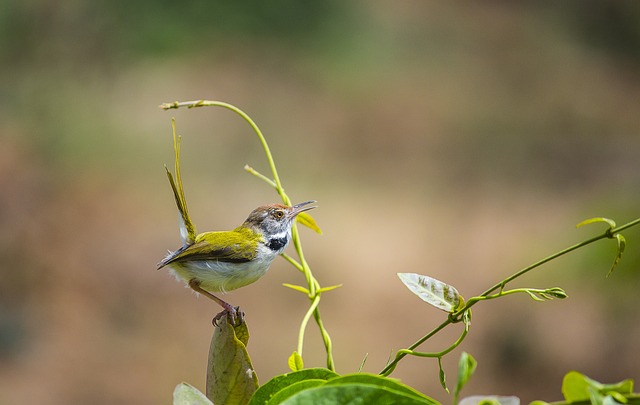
[{"xmin": 158, "ymin": 231, "xmax": 258, "ymax": 268}]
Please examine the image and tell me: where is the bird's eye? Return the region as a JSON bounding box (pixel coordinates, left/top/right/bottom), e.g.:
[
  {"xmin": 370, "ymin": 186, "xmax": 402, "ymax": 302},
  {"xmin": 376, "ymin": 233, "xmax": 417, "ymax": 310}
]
[{"xmin": 274, "ymin": 210, "xmax": 285, "ymax": 219}]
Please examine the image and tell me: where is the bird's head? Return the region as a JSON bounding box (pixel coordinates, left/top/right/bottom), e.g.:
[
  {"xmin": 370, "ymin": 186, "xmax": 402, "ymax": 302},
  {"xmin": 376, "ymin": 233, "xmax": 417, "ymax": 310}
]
[{"xmin": 243, "ymin": 200, "xmax": 317, "ymax": 242}]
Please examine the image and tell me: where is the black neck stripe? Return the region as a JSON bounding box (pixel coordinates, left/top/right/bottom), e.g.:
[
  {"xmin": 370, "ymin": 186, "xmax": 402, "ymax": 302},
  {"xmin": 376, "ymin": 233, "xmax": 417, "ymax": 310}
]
[{"xmin": 267, "ymin": 236, "xmax": 288, "ymax": 252}]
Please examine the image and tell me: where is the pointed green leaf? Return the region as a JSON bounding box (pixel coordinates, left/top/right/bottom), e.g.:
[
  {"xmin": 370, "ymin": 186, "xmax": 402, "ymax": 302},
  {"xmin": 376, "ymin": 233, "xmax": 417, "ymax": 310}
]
[
  {"xmin": 438, "ymin": 357, "xmax": 450, "ymax": 393},
  {"xmin": 288, "ymin": 351, "xmax": 304, "ymax": 372},
  {"xmin": 603, "ymin": 395, "xmax": 621, "ymax": 405},
  {"xmin": 281, "ymin": 386, "xmax": 423, "ymax": 405},
  {"xmin": 398, "ymin": 273, "xmax": 461, "ymax": 313},
  {"xmin": 266, "ymin": 379, "xmax": 326, "ymax": 404},
  {"xmin": 576, "ymin": 217, "xmax": 616, "ymax": 229},
  {"xmin": 454, "ymin": 352, "xmax": 477, "ymax": 402},
  {"xmin": 280, "ymin": 382, "xmax": 438, "ymax": 405},
  {"xmin": 545, "ymin": 287, "xmax": 568, "ymax": 299},
  {"xmin": 523, "ymin": 288, "xmax": 567, "ymax": 302},
  {"xmin": 207, "ymin": 317, "xmax": 258, "ymax": 405},
  {"xmin": 249, "ymin": 368, "xmax": 339, "ymax": 405},
  {"xmin": 462, "ymin": 309, "xmax": 472, "ymax": 327},
  {"xmin": 173, "ymin": 382, "xmax": 213, "ymax": 405},
  {"xmin": 358, "ymin": 353, "xmax": 369, "ymax": 373},
  {"xmin": 296, "ymin": 212, "xmax": 322, "ymax": 234},
  {"xmin": 317, "ymin": 284, "xmax": 343, "ymax": 294},
  {"xmin": 282, "ymin": 284, "xmax": 310, "ymax": 294},
  {"xmin": 323, "ymin": 373, "xmax": 438, "ymax": 403},
  {"xmin": 607, "ymin": 392, "xmax": 629, "ymax": 404},
  {"xmin": 607, "ymin": 234, "xmax": 626, "ymax": 277},
  {"xmin": 525, "ymin": 290, "xmax": 546, "ymax": 302}
]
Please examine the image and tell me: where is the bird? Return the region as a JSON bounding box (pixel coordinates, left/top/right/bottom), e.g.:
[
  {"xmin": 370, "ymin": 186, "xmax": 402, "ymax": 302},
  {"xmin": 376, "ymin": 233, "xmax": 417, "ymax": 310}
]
[{"xmin": 158, "ymin": 200, "xmax": 317, "ymax": 325}]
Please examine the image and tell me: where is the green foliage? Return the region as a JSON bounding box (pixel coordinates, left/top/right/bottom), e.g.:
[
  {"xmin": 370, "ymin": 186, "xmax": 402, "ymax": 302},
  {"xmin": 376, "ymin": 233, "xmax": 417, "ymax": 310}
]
[
  {"xmin": 576, "ymin": 217, "xmax": 627, "ymax": 277},
  {"xmin": 562, "ymin": 371, "xmax": 634, "ymax": 405},
  {"xmin": 251, "ymin": 371, "xmax": 438, "ymax": 405},
  {"xmin": 287, "ymin": 351, "xmax": 304, "ymax": 372},
  {"xmin": 454, "ymin": 352, "xmax": 477, "ymax": 405},
  {"xmin": 162, "ymin": 99, "xmax": 336, "ymax": 372},
  {"xmin": 206, "ymin": 317, "xmax": 258, "ymax": 405},
  {"xmin": 249, "ymin": 368, "xmax": 339, "ymax": 405},
  {"xmin": 398, "ymin": 273, "xmax": 463, "ymax": 313},
  {"xmin": 296, "ymin": 212, "xmax": 323, "ymax": 235},
  {"xmin": 173, "ymin": 382, "xmax": 213, "ymax": 405},
  {"xmin": 162, "ymin": 101, "xmax": 640, "ymax": 405}
]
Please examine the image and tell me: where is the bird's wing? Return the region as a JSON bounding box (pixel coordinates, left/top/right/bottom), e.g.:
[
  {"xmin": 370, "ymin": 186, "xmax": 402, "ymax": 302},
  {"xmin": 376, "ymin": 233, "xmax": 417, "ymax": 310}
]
[{"xmin": 157, "ymin": 231, "xmax": 257, "ymax": 269}]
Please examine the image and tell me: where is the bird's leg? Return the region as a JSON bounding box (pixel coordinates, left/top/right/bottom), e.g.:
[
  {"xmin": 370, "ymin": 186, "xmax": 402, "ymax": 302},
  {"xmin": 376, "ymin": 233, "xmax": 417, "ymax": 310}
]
[{"xmin": 188, "ymin": 279, "xmax": 244, "ymax": 326}]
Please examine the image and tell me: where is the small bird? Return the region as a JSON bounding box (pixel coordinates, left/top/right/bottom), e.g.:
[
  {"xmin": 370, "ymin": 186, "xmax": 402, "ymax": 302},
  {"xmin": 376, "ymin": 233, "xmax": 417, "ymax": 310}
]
[{"xmin": 158, "ymin": 200, "xmax": 317, "ymax": 324}]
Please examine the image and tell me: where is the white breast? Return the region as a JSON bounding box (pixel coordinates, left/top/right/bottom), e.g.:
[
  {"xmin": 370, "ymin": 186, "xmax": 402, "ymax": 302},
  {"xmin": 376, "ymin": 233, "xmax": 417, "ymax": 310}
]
[{"xmin": 168, "ymin": 246, "xmax": 279, "ymax": 293}]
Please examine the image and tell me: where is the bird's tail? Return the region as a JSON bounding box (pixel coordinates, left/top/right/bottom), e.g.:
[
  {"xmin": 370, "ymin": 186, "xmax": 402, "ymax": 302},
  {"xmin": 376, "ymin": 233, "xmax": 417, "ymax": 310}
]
[{"xmin": 164, "ymin": 118, "xmax": 197, "ymax": 245}]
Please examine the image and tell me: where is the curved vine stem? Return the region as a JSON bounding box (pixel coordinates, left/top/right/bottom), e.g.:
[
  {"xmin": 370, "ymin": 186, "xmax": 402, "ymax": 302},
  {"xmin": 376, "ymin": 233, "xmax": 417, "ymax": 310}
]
[
  {"xmin": 380, "ymin": 217, "xmax": 640, "ymax": 377},
  {"xmin": 161, "ymin": 100, "xmax": 335, "ymax": 371}
]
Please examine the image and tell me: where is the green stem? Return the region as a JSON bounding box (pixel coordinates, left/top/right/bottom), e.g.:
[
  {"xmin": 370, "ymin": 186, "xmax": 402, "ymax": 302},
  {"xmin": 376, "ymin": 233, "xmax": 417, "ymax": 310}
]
[
  {"xmin": 380, "ymin": 218, "xmax": 640, "ymax": 376},
  {"xmin": 161, "ymin": 100, "xmax": 285, "ymax": 196},
  {"xmin": 397, "ymin": 319, "xmax": 469, "ymax": 359},
  {"xmin": 281, "ymin": 253, "xmax": 304, "ymax": 272},
  {"xmin": 297, "ymin": 295, "xmax": 321, "ymax": 355},
  {"xmin": 161, "ymin": 100, "xmax": 335, "ymax": 371},
  {"xmin": 380, "ymin": 319, "xmax": 452, "ymax": 376},
  {"xmin": 244, "ymin": 165, "xmax": 277, "ymax": 189},
  {"xmin": 313, "ymin": 307, "xmax": 335, "ymax": 370}
]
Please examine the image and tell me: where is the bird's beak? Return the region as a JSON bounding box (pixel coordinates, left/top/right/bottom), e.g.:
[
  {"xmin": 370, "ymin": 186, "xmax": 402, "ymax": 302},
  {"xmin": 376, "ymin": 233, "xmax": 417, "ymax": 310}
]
[{"xmin": 289, "ymin": 200, "xmax": 317, "ymax": 217}]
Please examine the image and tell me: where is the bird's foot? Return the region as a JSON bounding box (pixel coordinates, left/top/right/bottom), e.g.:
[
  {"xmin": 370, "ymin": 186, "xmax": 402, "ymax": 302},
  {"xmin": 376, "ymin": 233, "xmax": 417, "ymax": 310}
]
[{"xmin": 212, "ymin": 305, "xmax": 244, "ymax": 327}]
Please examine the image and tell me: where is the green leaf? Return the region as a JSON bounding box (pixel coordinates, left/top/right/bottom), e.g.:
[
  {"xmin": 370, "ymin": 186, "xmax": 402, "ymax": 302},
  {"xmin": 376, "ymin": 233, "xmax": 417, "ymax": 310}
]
[
  {"xmin": 288, "ymin": 351, "xmax": 304, "ymax": 372},
  {"xmin": 207, "ymin": 317, "xmax": 259, "ymax": 405},
  {"xmin": 562, "ymin": 371, "xmax": 634, "ymax": 403},
  {"xmin": 438, "ymin": 357, "xmax": 449, "ymax": 393},
  {"xmin": 607, "ymin": 392, "xmax": 629, "ymax": 404},
  {"xmin": 454, "ymin": 352, "xmax": 477, "ymax": 403},
  {"xmin": 323, "ymin": 374, "xmax": 438, "ymax": 404},
  {"xmin": 562, "ymin": 371, "xmax": 600, "ymax": 402},
  {"xmin": 173, "ymin": 382, "xmax": 213, "ymax": 405},
  {"xmin": 607, "ymin": 234, "xmax": 626, "ymax": 277},
  {"xmin": 358, "ymin": 353, "xmax": 369, "ymax": 373},
  {"xmin": 280, "ymin": 383, "xmax": 438, "ymax": 405},
  {"xmin": 296, "ymin": 212, "xmax": 322, "ymax": 234},
  {"xmin": 521, "ymin": 287, "xmax": 567, "ymax": 302},
  {"xmin": 525, "ymin": 290, "xmax": 546, "ymax": 302},
  {"xmin": 576, "ymin": 217, "xmax": 616, "ymax": 229},
  {"xmin": 398, "ymin": 273, "xmax": 462, "ymax": 313},
  {"xmin": 266, "ymin": 380, "xmax": 326, "ymax": 404},
  {"xmin": 317, "ymin": 284, "xmax": 343, "ymax": 293},
  {"xmin": 282, "ymin": 283, "xmax": 310, "ymax": 294},
  {"xmin": 603, "ymin": 395, "xmax": 622, "ymax": 405},
  {"xmin": 602, "ymin": 379, "xmax": 634, "ymax": 396},
  {"xmin": 544, "ymin": 287, "xmax": 568, "ymax": 299},
  {"xmin": 249, "ymin": 368, "xmax": 339, "ymax": 405}
]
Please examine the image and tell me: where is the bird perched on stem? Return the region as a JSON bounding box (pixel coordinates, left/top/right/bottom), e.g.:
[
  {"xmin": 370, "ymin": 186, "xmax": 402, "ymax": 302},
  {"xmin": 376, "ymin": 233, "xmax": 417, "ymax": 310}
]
[
  {"xmin": 158, "ymin": 121, "xmax": 316, "ymax": 325},
  {"xmin": 158, "ymin": 201, "xmax": 316, "ymax": 325}
]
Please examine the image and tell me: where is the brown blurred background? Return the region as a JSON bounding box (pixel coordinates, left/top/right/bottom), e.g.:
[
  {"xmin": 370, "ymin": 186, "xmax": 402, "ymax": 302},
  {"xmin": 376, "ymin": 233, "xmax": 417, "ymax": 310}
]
[{"xmin": 1, "ymin": 1, "xmax": 640, "ymax": 404}]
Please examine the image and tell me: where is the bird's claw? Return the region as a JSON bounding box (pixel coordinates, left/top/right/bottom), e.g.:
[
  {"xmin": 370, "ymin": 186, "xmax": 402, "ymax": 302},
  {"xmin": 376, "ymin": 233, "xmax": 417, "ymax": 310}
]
[{"xmin": 212, "ymin": 306, "xmax": 244, "ymax": 327}]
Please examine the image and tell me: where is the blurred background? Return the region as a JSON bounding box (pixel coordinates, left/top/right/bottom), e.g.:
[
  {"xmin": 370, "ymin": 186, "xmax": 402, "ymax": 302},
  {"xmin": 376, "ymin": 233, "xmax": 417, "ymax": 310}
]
[{"xmin": 1, "ymin": 1, "xmax": 639, "ymax": 404}]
